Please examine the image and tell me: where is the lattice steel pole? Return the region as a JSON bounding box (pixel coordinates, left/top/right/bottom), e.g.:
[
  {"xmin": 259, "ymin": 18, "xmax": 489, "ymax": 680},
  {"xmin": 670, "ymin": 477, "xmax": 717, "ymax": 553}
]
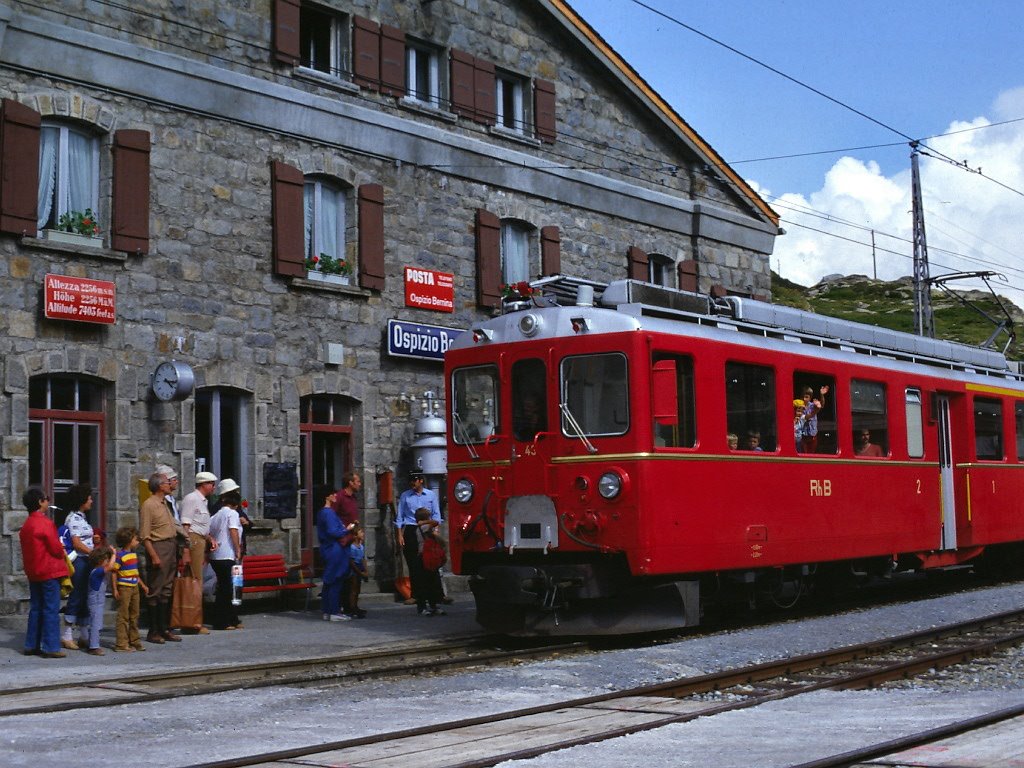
[{"xmin": 910, "ymin": 141, "xmax": 934, "ymax": 337}]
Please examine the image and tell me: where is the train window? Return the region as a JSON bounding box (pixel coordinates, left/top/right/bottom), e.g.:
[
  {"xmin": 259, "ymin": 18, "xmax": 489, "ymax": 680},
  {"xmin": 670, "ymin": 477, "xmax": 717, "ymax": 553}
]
[
  {"xmin": 560, "ymin": 353, "xmax": 629, "ymax": 437},
  {"xmin": 725, "ymin": 362, "xmax": 776, "ymax": 452},
  {"xmin": 905, "ymin": 389, "xmax": 924, "ymax": 458},
  {"xmin": 851, "ymin": 379, "xmax": 887, "ymax": 457},
  {"xmin": 452, "ymin": 365, "xmax": 499, "ymax": 444},
  {"xmin": 1016, "ymin": 403, "xmax": 1024, "ymax": 462},
  {"xmin": 794, "ymin": 372, "xmax": 837, "ymax": 454},
  {"xmin": 652, "ymin": 353, "xmax": 696, "ymax": 448},
  {"xmin": 512, "ymin": 358, "xmax": 548, "ymax": 441},
  {"xmin": 974, "ymin": 397, "xmax": 1003, "ymax": 461}
]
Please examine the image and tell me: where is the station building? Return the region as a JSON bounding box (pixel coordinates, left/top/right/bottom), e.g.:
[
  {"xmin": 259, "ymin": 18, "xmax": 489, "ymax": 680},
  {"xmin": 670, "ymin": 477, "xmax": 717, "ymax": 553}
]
[{"xmin": 0, "ymin": 0, "xmax": 778, "ymax": 607}]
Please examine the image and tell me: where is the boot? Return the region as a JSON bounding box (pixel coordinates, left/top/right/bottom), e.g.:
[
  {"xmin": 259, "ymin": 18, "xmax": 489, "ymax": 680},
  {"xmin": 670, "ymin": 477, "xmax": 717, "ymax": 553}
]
[
  {"xmin": 146, "ymin": 603, "xmax": 165, "ymax": 644},
  {"xmin": 161, "ymin": 602, "xmax": 181, "ymax": 642}
]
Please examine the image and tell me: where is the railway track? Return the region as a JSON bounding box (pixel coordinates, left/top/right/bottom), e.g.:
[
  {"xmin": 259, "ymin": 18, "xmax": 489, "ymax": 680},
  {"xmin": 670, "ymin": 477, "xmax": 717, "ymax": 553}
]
[
  {"xmin": 0, "ymin": 634, "xmax": 586, "ymax": 718},
  {"xmin": 180, "ymin": 607, "xmax": 1024, "ymax": 768}
]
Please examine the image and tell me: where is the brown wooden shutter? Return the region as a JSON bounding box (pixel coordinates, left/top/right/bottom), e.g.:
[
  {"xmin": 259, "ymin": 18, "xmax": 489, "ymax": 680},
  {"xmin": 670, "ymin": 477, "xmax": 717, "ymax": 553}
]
[
  {"xmin": 353, "ymin": 16, "xmax": 381, "ymax": 90},
  {"xmin": 271, "ymin": 160, "xmax": 305, "ymax": 277},
  {"xmin": 710, "ymin": 284, "xmax": 728, "ymax": 298},
  {"xmin": 475, "ymin": 209, "xmax": 501, "ymax": 309},
  {"xmin": 273, "ymin": 0, "xmax": 301, "ymax": 65},
  {"xmin": 627, "ymin": 246, "xmax": 648, "ymax": 281},
  {"xmin": 358, "ymin": 183, "xmax": 385, "ymax": 291},
  {"xmin": 678, "ymin": 259, "xmax": 698, "ymax": 293},
  {"xmin": 534, "ymin": 79, "xmax": 556, "ymax": 143},
  {"xmin": 0, "ymin": 99, "xmax": 40, "ymax": 237},
  {"xmin": 111, "ymin": 130, "xmax": 150, "ymax": 253},
  {"xmin": 450, "ymin": 49, "xmax": 475, "ymax": 118},
  {"xmin": 380, "ymin": 25, "xmax": 406, "ymax": 96},
  {"xmin": 540, "ymin": 225, "xmax": 560, "ymax": 276},
  {"xmin": 473, "ymin": 58, "xmax": 496, "ymax": 125}
]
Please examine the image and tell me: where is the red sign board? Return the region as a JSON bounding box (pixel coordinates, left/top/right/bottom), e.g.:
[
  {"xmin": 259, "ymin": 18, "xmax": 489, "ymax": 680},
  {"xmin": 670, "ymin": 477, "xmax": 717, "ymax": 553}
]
[
  {"xmin": 404, "ymin": 266, "xmax": 454, "ymax": 313},
  {"xmin": 44, "ymin": 274, "xmax": 116, "ymax": 324}
]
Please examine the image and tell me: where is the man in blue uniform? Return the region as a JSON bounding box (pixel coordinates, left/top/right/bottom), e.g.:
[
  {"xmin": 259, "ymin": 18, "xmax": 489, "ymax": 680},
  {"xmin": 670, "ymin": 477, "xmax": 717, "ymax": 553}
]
[{"xmin": 396, "ymin": 472, "xmax": 441, "ymax": 614}]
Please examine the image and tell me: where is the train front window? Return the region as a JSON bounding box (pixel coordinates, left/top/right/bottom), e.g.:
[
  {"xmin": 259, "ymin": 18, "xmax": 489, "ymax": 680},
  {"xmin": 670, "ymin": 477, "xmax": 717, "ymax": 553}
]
[
  {"xmin": 560, "ymin": 353, "xmax": 629, "ymax": 437},
  {"xmin": 452, "ymin": 366, "xmax": 498, "ymax": 444}
]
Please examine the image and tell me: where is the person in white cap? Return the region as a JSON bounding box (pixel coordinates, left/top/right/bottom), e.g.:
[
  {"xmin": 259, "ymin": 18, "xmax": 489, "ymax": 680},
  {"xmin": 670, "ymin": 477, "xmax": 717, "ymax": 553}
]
[
  {"xmin": 179, "ymin": 471, "xmax": 218, "ymax": 634},
  {"xmin": 208, "ymin": 479, "xmax": 244, "ymax": 630}
]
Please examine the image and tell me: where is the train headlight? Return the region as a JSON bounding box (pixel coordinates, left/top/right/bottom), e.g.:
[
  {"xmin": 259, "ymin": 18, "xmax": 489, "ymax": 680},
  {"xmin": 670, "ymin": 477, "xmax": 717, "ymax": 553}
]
[
  {"xmin": 453, "ymin": 478, "xmax": 475, "ymax": 504},
  {"xmin": 518, "ymin": 313, "xmax": 542, "ymax": 337},
  {"xmin": 598, "ymin": 471, "xmax": 622, "ymax": 499}
]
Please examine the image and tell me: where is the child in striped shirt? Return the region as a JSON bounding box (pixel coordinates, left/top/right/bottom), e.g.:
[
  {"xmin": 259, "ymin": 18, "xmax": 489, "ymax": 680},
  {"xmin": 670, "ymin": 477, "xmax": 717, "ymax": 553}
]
[{"xmin": 111, "ymin": 527, "xmax": 149, "ymax": 652}]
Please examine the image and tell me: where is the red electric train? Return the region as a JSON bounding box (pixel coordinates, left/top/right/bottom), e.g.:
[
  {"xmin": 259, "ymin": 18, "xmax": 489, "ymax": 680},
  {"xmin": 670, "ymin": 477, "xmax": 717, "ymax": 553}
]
[{"xmin": 444, "ymin": 277, "xmax": 1024, "ymax": 635}]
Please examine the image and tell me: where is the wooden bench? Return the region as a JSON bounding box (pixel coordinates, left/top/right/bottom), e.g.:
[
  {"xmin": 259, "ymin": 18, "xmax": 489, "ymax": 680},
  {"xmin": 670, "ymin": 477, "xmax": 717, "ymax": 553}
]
[{"xmin": 240, "ymin": 554, "xmax": 315, "ymax": 610}]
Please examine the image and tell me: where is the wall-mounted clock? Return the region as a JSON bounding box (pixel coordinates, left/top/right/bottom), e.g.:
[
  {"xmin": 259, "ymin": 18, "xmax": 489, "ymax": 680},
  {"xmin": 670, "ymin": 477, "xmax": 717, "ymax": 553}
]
[{"xmin": 152, "ymin": 360, "xmax": 195, "ymax": 402}]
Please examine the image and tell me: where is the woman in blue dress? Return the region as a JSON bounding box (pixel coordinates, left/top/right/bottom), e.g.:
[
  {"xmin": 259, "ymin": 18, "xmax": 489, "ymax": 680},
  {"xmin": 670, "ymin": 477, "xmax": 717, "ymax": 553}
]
[{"xmin": 315, "ymin": 484, "xmax": 352, "ymax": 621}]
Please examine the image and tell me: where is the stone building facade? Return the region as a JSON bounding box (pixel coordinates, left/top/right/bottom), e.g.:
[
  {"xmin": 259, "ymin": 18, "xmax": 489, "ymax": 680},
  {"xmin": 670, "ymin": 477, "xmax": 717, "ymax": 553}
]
[{"xmin": 0, "ymin": 0, "xmax": 778, "ymax": 606}]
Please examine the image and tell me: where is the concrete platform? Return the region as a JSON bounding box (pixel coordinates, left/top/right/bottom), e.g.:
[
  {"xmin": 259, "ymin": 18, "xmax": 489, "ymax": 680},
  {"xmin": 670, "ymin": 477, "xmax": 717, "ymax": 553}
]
[
  {"xmin": 856, "ymin": 712, "xmax": 1024, "ymax": 767},
  {"xmin": 0, "ymin": 589, "xmax": 483, "ymax": 690}
]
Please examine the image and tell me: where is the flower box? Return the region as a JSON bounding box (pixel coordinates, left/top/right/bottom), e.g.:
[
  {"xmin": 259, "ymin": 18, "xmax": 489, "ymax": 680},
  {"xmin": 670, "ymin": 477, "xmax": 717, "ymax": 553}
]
[
  {"xmin": 42, "ymin": 230, "xmax": 104, "ymax": 248},
  {"xmin": 307, "ymin": 271, "xmax": 350, "ymax": 286}
]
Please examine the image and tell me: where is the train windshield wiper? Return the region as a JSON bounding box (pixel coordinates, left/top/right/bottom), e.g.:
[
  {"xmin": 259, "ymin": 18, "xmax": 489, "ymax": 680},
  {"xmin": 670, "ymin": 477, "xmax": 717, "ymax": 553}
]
[
  {"xmin": 452, "ymin": 412, "xmax": 479, "ymax": 460},
  {"xmin": 559, "ymin": 401, "xmax": 598, "ymax": 454}
]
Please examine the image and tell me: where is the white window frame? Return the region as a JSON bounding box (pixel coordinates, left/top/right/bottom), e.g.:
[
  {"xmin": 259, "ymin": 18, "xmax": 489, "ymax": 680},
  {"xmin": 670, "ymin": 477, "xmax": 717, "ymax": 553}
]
[
  {"xmin": 500, "ymin": 220, "xmax": 532, "ymax": 284},
  {"xmin": 495, "ymin": 73, "xmax": 526, "ymax": 133},
  {"xmin": 299, "ymin": 5, "xmax": 347, "ymax": 79},
  {"xmin": 303, "ymin": 177, "xmax": 348, "ymax": 263},
  {"xmin": 405, "ymin": 42, "xmax": 441, "ymax": 107},
  {"xmin": 38, "ymin": 122, "xmax": 100, "ymax": 231},
  {"xmin": 648, "ymin": 254, "xmax": 673, "ymax": 287}
]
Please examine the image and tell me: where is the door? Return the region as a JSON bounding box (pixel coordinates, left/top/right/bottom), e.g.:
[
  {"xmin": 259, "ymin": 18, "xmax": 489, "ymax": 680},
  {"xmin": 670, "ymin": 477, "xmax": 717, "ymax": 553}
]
[
  {"xmin": 936, "ymin": 395, "xmax": 957, "ymax": 550},
  {"xmin": 509, "ymin": 357, "xmax": 551, "ymax": 496}
]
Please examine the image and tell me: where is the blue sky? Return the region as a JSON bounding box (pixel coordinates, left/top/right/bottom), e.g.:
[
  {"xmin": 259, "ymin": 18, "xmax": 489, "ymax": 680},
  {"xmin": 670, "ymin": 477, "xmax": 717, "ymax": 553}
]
[{"xmin": 569, "ymin": 1, "xmax": 1024, "ymax": 301}]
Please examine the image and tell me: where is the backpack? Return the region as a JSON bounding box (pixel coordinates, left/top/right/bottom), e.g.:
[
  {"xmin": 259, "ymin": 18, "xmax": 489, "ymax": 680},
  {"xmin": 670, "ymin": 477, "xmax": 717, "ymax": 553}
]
[{"xmin": 421, "ymin": 536, "xmax": 447, "ymax": 571}]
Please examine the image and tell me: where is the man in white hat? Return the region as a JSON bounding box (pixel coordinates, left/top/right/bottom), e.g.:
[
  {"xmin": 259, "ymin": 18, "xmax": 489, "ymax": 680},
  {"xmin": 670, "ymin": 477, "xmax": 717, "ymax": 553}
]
[{"xmin": 179, "ymin": 471, "xmax": 218, "ymax": 634}]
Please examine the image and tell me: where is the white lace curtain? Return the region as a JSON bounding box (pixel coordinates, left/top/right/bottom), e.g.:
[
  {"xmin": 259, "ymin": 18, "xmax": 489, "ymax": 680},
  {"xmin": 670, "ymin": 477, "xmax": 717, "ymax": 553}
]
[
  {"xmin": 501, "ymin": 222, "xmax": 530, "ymax": 284},
  {"xmin": 303, "ymin": 180, "xmax": 342, "ymax": 262},
  {"xmin": 37, "ymin": 126, "xmax": 97, "ymax": 230}
]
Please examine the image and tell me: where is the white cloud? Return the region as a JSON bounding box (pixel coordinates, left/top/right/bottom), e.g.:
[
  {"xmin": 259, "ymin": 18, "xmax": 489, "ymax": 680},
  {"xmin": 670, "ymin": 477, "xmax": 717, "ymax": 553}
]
[{"xmin": 760, "ymin": 88, "xmax": 1024, "ymax": 307}]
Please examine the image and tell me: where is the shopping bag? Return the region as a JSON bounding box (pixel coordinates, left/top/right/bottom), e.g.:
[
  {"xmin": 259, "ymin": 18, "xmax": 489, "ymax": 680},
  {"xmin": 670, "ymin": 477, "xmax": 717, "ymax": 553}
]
[
  {"xmin": 394, "ymin": 576, "xmax": 412, "ymax": 600},
  {"xmin": 170, "ymin": 575, "xmax": 203, "ymax": 628}
]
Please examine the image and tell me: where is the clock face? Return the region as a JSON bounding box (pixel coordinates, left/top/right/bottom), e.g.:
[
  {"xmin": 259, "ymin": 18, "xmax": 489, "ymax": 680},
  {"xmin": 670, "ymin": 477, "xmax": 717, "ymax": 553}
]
[{"xmin": 152, "ymin": 361, "xmax": 194, "ymax": 401}]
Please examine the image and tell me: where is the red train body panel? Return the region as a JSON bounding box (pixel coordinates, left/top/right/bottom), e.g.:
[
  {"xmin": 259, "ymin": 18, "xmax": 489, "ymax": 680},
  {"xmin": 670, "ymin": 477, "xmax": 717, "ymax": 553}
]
[{"xmin": 444, "ymin": 278, "xmax": 1024, "ymax": 634}]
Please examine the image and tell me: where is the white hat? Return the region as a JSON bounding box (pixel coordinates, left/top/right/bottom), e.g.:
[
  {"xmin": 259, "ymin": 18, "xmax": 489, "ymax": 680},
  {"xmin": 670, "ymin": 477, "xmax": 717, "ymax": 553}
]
[
  {"xmin": 155, "ymin": 464, "xmax": 178, "ymax": 480},
  {"xmin": 215, "ymin": 478, "xmax": 240, "ymax": 495},
  {"xmin": 194, "ymin": 472, "xmax": 217, "ymax": 485}
]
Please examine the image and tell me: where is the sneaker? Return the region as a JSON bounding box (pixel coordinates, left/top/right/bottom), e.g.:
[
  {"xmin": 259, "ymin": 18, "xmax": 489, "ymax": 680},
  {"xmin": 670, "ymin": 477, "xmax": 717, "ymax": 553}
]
[
  {"xmin": 431, "ymin": 608, "xmax": 447, "ymax": 616},
  {"xmin": 328, "ymin": 614, "xmax": 350, "ymax": 621}
]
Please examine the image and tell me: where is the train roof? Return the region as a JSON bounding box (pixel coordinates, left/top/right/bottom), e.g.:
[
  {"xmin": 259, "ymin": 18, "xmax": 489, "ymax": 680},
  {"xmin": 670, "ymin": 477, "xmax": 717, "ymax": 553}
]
[{"xmin": 454, "ymin": 276, "xmax": 1024, "ymax": 385}]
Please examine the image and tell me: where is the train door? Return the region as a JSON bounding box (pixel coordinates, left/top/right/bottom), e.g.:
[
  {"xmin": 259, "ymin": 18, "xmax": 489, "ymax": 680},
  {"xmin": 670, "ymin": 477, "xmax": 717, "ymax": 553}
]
[
  {"xmin": 935, "ymin": 394, "xmax": 957, "ymax": 550},
  {"xmin": 509, "ymin": 357, "xmax": 550, "ymax": 496}
]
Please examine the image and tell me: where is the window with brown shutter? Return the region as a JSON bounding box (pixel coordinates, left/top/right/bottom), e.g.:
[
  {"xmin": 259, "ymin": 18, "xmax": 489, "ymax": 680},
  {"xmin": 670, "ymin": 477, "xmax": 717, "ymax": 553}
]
[
  {"xmin": 540, "ymin": 225, "xmax": 560, "ymax": 276},
  {"xmin": 380, "ymin": 25, "xmax": 406, "ymax": 97},
  {"xmin": 475, "ymin": 209, "xmax": 501, "ymax": 309},
  {"xmin": 0, "ymin": 99, "xmax": 40, "ymax": 237},
  {"xmin": 473, "ymin": 58, "xmax": 496, "ymax": 125},
  {"xmin": 534, "ymin": 79, "xmax": 556, "ymax": 142},
  {"xmin": 450, "ymin": 49, "xmax": 476, "ymax": 118},
  {"xmin": 627, "ymin": 246, "xmax": 648, "ymax": 281},
  {"xmin": 352, "ymin": 16, "xmax": 381, "ymax": 90},
  {"xmin": 271, "ymin": 160, "xmax": 306, "ymax": 277},
  {"xmin": 111, "ymin": 130, "xmax": 150, "ymax": 254},
  {"xmin": 273, "ymin": 0, "xmax": 301, "ymax": 66},
  {"xmin": 358, "ymin": 183, "xmax": 385, "ymax": 291},
  {"xmin": 678, "ymin": 259, "xmax": 698, "ymax": 292}
]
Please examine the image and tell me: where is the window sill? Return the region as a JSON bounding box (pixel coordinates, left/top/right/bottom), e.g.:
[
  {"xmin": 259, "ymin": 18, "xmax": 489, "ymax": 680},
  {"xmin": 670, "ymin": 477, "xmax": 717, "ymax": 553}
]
[
  {"xmin": 21, "ymin": 236, "xmax": 128, "ymax": 263},
  {"xmin": 487, "ymin": 124, "xmax": 541, "ymax": 147},
  {"xmin": 293, "ymin": 67, "xmax": 360, "ymax": 95},
  {"xmin": 398, "ymin": 97, "xmax": 457, "ymax": 123},
  {"xmin": 291, "ymin": 275, "xmax": 370, "ymax": 298}
]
